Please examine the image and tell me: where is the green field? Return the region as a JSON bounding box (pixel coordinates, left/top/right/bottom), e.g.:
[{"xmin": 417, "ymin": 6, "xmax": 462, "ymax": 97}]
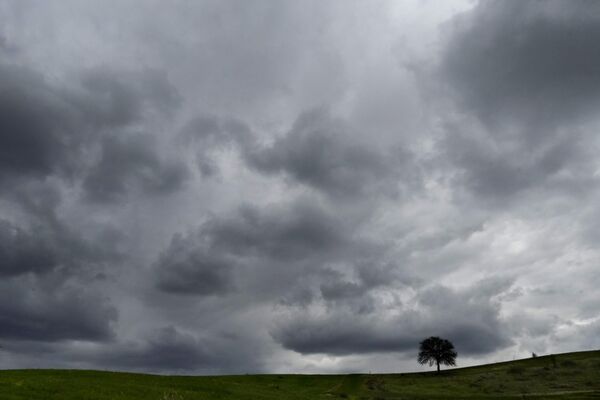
[{"xmin": 0, "ymin": 350, "xmax": 599, "ymax": 399}]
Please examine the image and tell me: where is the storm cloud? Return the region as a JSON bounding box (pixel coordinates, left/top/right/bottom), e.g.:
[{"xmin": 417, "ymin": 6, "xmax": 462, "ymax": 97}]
[
  {"xmin": 441, "ymin": 0, "xmax": 600, "ymax": 130},
  {"xmin": 438, "ymin": 0, "xmax": 600, "ymax": 202},
  {"xmin": 94, "ymin": 326, "xmax": 262, "ymax": 373},
  {"xmin": 0, "ymin": 220, "xmax": 58, "ymax": 277},
  {"xmin": 0, "ymin": 278, "xmax": 117, "ymax": 342},
  {"xmin": 272, "ymin": 277, "xmax": 513, "ymax": 356},
  {"xmin": 244, "ymin": 109, "xmax": 416, "ymax": 199},
  {"xmin": 154, "ymin": 199, "xmax": 371, "ymax": 299}
]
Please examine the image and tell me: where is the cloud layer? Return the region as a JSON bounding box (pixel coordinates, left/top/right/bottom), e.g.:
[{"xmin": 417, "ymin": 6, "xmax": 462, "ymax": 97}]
[{"xmin": 0, "ymin": 0, "xmax": 599, "ymax": 374}]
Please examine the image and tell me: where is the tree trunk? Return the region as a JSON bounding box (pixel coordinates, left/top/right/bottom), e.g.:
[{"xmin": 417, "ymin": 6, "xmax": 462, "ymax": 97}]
[{"xmin": 436, "ymin": 360, "xmax": 440, "ymax": 373}]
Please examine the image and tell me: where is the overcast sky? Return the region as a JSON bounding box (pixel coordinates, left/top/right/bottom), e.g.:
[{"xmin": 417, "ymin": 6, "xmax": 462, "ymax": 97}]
[{"xmin": 1, "ymin": 0, "xmax": 599, "ymax": 374}]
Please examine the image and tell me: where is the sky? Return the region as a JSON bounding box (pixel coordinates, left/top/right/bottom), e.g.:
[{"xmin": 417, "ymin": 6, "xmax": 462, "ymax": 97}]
[{"xmin": 0, "ymin": 0, "xmax": 599, "ymax": 374}]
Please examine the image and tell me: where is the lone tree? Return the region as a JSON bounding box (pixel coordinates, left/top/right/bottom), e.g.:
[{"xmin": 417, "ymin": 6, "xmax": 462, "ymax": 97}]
[{"xmin": 417, "ymin": 336, "xmax": 457, "ymax": 373}]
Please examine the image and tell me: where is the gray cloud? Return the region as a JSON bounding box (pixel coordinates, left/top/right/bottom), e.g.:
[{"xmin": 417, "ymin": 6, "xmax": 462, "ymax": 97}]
[
  {"xmin": 0, "ymin": 61, "xmax": 186, "ymax": 203},
  {"xmin": 0, "ymin": 219, "xmax": 58, "ymax": 277},
  {"xmin": 180, "ymin": 114, "xmax": 254, "ymax": 177},
  {"xmin": 0, "ymin": 208, "xmax": 121, "ymax": 344},
  {"xmin": 0, "ymin": 64, "xmax": 81, "ymax": 181},
  {"xmin": 78, "ymin": 68, "xmax": 181, "ymax": 126},
  {"xmin": 83, "ymin": 133, "xmax": 188, "ymax": 203},
  {"xmin": 154, "ymin": 199, "xmax": 363, "ymax": 297},
  {"xmin": 441, "ymin": 0, "xmax": 600, "ymax": 132},
  {"xmin": 442, "ymin": 130, "xmax": 586, "ymax": 201},
  {"xmin": 179, "ymin": 109, "xmax": 418, "ymax": 200},
  {"xmin": 155, "ymin": 234, "xmax": 236, "ymax": 296},
  {"xmin": 437, "ymin": 0, "xmax": 600, "ymax": 202},
  {"xmin": 245, "ymin": 109, "xmax": 416, "ymax": 199},
  {"xmin": 203, "ymin": 201, "xmax": 352, "ymax": 260},
  {"xmin": 0, "ymin": 278, "xmax": 117, "ymax": 342},
  {"xmin": 272, "ymin": 314, "xmax": 418, "ymax": 356},
  {"xmin": 0, "ymin": 205, "xmax": 124, "ymax": 280},
  {"xmin": 273, "ymin": 277, "xmax": 514, "ymax": 357},
  {"xmin": 95, "ymin": 326, "xmax": 261, "ymax": 373},
  {"xmin": 415, "ymin": 278, "xmax": 514, "ymax": 355}
]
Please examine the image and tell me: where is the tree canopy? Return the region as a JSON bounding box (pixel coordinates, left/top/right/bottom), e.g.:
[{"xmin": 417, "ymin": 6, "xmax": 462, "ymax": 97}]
[{"xmin": 417, "ymin": 336, "xmax": 457, "ymax": 373}]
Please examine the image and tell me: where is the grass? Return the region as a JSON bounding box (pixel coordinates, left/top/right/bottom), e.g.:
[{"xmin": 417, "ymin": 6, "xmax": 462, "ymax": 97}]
[{"xmin": 0, "ymin": 350, "xmax": 599, "ymax": 399}]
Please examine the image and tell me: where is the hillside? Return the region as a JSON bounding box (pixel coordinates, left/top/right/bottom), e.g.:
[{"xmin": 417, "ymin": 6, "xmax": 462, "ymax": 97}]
[{"xmin": 0, "ymin": 350, "xmax": 599, "ymax": 399}]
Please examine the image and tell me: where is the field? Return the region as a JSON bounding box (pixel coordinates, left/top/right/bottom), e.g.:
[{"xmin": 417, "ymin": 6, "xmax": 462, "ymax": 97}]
[{"xmin": 0, "ymin": 350, "xmax": 599, "ymax": 399}]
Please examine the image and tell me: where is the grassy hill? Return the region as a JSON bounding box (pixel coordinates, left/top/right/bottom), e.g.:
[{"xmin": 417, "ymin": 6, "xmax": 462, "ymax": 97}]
[{"xmin": 0, "ymin": 350, "xmax": 599, "ymax": 399}]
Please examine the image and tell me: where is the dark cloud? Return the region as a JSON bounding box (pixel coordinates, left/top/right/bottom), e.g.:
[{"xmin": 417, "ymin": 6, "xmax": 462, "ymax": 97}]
[
  {"xmin": 442, "ymin": 131, "xmax": 585, "ymax": 201},
  {"xmin": 83, "ymin": 133, "xmax": 188, "ymax": 203},
  {"xmin": 245, "ymin": 109, "xmax": 414, "ymax": 199},
  {"xmin": 320, "ymin": 280, "xmax": 365, "ymax": 302},
  {"xmin": 78, "ymin": 69, "xmax": 144, "ymax": 128},
  {"xmin": 0, "ymin": 278, "xmax": 117, "ymax": 342},
  {"xmin": 181, "ymin": 109, "xmax": 418, "ymax": 200},
  {"xmin": 78, "ymin": 68, "xmax": 181, "ymax": 126},
  {"xmin": 155, "ymin": 199, "xmax": 359, "ymax": 296},
  {"xmin": 272, "ymin": 314, "xmax": 417, "ymax": 356},
  {"xmin": 0, "ymin": 198, "xmax": 121, "ymax": 343},
  {"xmin": 0, "ymin": 204, "xmax": 123, "ymax": 358},
  {"xmin": 441, "ymin": 0, "xmax": 600, "ymax": 132},
  {"xmin": 415, "ymin": 278, "xmax": 514, "ymax": 355},
  {"xmin": 204, "ymin": 201, "xmax": 351, "ymax": 260},
  {"xmin": 97, "ymin": 327, "xmax": 215, "ymax": 371},
  {"xmin": 0, "ymin": 206, "xmax": 124, "ymax": 280},
  {"xmin": 0, "ymin": 64, "xmax": 81, "ymax": 181},
  {"xmin": 95, "ymin": 326, "xmax": 263, "ymax": 373},
  {"xmin": 272, "ymin": 278, "xmax": 513, "ymax": 356},
  {"xmin": 316, "ymin": 262, "xmax": 416, "ymax": 314},
  {"xmin": 155, "ymin": 234, "xmax": 236, "ymax": 296},
  {"xmin": 0, "ymin": 62, "xmax": 185, "ymax": 203},
  {"xmin": 438, "ymin": 1, "xmax": 600, "ymax": 202},
  {"xmin": 0, "ymin": 219, "xmax": 58, "ymax": 277}
]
